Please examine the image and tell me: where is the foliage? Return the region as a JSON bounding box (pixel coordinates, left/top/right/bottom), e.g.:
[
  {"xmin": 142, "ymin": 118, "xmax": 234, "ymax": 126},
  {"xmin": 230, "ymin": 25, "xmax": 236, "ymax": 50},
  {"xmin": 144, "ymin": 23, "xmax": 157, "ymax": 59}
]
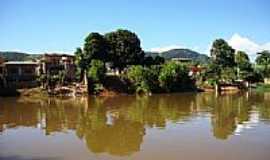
[
  {"xmin": 105, "ymin": 29, "xmax": 144, "ymax": 71},
  {"xmin": 143, "ymin": 56, "xmax": 155, "ymax": 66},
  {"xmin": 200, "ymin": 62, "xmax": 221, "ymax": 85},
  {"xmin": 84, "ymin": 32, "xmax": 109, "ymax": 62},
  {"xmin": 220, "ymin": 67, "xmax": 237, "ymax": 83},
  {"xmin": 256, "ymin": 50, "xmax": 270, "ymax": 77},
  {"xmin": 154, "ymin": 56, "xmax": 165, "ymax": 65},
  {"xmin": 127, "ymin": 65, "xmax": 161, "ymax": 93},
  {"xmin": 87, "ymin": 60, "xmax": 106, "ymax": 82},
  {"xmin": 158, "ymin": 61, "xmax": 192, "ymax": 92},
  {"xmin": 234, "ymin": 51, "xmax": 254, "ymax": 80},
  {"xmin": 75, "ymin": 47, "xmax": 87, "ymax": 81},
  {"xmin": 255, "ymin": 83, "xmax": 270, "ymax": 92},
  {"xmin": 210, "ymin": 39, "xmax": 235, "ymax": 68},
  {"xmin": 235, "ymin": 51, "xmax": 249, "ymax": 68},
  {"xmin": 244, "ymin": 70, "xmax": 263, "ymax": 83},
  {"xmin": 75, "ymin": 33, "xmax": 109, "ymax": 82}
]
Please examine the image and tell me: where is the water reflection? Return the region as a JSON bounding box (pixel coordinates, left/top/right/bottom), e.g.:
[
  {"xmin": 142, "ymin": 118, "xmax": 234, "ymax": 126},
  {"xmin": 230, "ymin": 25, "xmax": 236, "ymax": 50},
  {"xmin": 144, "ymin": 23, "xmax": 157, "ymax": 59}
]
[{"xmin": 0, "ymin": 92, "xmax": 270, "ymax": 156}]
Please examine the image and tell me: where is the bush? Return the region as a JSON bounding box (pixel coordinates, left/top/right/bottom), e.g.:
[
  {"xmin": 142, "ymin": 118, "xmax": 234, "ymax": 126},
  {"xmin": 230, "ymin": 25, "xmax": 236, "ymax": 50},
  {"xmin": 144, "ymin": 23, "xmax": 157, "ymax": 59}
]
[
  {"xmin": 220, "ymin": 67, "xmax": 237, "ymax": 83},
  {"xmin": 158, "ymin": 61, "xmax": 193, "ymax": 92},
  {"xmin": 126, "ymin": 65, "xmax": 161, "ymax": 93},
  {"xmin": 87, "ymin": 60, "xmax": 106, "ymax": 82}
]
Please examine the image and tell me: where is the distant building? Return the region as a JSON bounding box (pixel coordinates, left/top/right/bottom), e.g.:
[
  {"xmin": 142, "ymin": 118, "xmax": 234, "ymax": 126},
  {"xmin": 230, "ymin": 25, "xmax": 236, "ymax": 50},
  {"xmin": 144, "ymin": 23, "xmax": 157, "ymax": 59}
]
[
  {"xmin": 3, "ymin": 61, "xmax": 39, "ymax": 88},
  {"xmin": 171, "ymin": 58, "xmax": 192, "ymax": 63},
  {"xmin": 40, "ymin": 54, "xmax": 76, "ymax": 81}
]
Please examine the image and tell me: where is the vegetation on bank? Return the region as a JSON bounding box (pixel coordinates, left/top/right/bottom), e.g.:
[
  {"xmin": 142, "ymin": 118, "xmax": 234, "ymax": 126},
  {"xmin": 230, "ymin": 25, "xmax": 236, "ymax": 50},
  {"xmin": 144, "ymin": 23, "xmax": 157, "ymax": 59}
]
[
  {"xmin": 255, "ymin": 83, "xmax": 270, "ymax": 92},
  {"xmin": 1, "ymin": 29, "xmax": 270, "ymax": 96},
  {"xmin": 71, "ymin": 29, "xmax": 270, "ymax": 95}
]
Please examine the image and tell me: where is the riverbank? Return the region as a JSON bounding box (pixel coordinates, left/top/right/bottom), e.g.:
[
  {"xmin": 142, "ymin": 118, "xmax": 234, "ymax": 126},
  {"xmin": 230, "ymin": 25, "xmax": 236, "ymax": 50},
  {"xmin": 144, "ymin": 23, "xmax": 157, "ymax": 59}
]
[
  {"xmin": 1, "ymin": 81, "xmax": 270, "ymax": 98},
  {"xmin": 255, "ymin": 83, "xmax": 270, "ymax": 92}
]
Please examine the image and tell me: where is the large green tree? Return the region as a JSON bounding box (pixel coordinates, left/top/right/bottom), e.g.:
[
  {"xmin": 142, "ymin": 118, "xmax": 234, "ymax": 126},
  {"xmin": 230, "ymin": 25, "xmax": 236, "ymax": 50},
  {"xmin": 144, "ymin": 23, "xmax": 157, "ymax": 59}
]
[
  {"xmin": 210, "ymin": 39, "xmax": 235, "ymax": 67},
  {"xmin": 235, "ymin": 51, "xmax": 249, "ymax": 67},
  {"xmin": 105, "ymin": 29, "xmax": 144, "ymax": 72},
  {"xmin": 84, "ymin": 32, "xmax": 109, "ymax": 62},
  {"xmin": 75, "ymin": 33, "xmax": 109, "ymax": 81},
  {"xmin": 235, "ymin": 51, "xmax": 253, "ymax": 80},
  {"xmin": 256, "ymin": 50, "xmax": 270, "ymax": 77}
]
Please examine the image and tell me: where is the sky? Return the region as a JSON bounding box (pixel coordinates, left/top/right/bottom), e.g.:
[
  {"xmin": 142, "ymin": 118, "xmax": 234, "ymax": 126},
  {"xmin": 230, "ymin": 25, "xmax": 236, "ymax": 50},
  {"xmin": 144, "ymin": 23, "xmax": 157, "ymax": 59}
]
[{"xmin": 0, "ymin": 0, "xmax": 270, "ymax": 59}]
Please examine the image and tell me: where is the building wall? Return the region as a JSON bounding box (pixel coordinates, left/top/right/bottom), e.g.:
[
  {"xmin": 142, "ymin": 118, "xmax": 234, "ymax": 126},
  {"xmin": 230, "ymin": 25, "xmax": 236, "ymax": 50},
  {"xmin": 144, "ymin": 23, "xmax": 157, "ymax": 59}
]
[
  {"xmin": 5, "ymin": 64, "xmax": 39, "ymax": 88},
  {"xmin": 41, "ymin": 54, "xmax": 76, "ymax": 81}
]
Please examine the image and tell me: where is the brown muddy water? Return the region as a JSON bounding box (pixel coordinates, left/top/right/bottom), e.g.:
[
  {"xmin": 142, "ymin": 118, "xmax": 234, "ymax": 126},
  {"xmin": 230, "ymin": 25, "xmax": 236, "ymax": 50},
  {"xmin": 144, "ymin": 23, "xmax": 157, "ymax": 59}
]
[{"xmin": 0, "ymin": 92, "xmax": 270, "ymax": 160}]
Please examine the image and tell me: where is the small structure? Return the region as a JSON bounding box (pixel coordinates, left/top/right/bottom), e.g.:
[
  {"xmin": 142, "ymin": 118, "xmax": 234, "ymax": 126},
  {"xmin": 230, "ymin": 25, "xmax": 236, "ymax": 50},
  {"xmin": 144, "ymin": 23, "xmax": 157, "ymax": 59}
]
[
  {"xmin": 3, "ymin": 61, "xmax": 39, "ymax": 88},
  {"xmin": 40, "ymin": 54, "xmax": 76, "ymax": 81},
  {"xmin": 171, "ymin": 58, "xmax": 192, "ymax": 63}
]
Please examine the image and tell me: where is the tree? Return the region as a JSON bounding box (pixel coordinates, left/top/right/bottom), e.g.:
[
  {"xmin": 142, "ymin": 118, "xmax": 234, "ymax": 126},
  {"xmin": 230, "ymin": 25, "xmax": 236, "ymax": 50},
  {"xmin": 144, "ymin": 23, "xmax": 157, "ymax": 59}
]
[
  {"xmin": 75, "ymin": 33, "xmax": 109, "ymax": 82},
  {"xmin": 235, "ymin": 51, "xmax": 252, "ymax": 80},
  {"xmin": 235, "ymin": 51, "xmax": 249, "ymax": 67},
  {"xmin": 87, "ymin": 60, "xmax": 107, "ymax": 94},
  {"xmin": 158, "ymin": 61, "xmax": 193, "ymax": 92},
  {"xmin": 105, "ymin": 29, "xmax": 144, "ymax": 72},
  {"xmin": 88, "ymin": 60, "xmax": 106, "ymax": 82},
  {"xmin": 154, "ymin": 56, "xmax": 165, "ymax": 65},
  {"xmin": 256, "ymin": 50, "xmax": 270, "ymax": 77},
  {"xmin": 210, "ymin": 39, "xmax": 235, "ymax": 67},
  {"xmin": 143, "ymin": 56, "xmax": 155, "ymax": 66},
  {"xmin": 127, "ymin": 65, "xmax": 161, "ymax": 93},
  {"xmin": 84, "ymin": 32, "xmax": 109, "ymax": 62},
  {"xmin": 75, "ymin": 47, "xmax": 87, "ymax": 81}
]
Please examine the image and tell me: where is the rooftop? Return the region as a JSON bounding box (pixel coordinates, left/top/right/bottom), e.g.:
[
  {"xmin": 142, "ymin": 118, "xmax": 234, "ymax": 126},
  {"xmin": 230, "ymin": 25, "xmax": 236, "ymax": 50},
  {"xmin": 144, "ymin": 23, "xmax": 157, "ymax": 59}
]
[{"xmin": 4, "ymin": 61, "xmax": 38, "ymax": 65}]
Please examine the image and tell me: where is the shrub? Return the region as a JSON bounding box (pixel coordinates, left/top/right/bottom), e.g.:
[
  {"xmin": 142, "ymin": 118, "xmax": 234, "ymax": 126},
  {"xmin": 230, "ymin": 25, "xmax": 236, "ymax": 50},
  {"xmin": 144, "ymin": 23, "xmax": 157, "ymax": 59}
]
[
  {"xmin": 158, "ymin": 61, "xmax": 192, "ymax": 92},
  {"xmin": 87, "ymin": 60, "xmax": 106, "ymax": 82},
  {"xmin": 126, "ymin": 65, "xmax": 161, "ymax": 93}
]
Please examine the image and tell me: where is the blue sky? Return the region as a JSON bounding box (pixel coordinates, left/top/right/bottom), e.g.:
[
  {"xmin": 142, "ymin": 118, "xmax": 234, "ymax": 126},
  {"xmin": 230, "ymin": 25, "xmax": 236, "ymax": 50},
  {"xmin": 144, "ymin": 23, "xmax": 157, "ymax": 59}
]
[{"xmin": 0, "ymin": 0, "xmax": 270, "ymax": 57}]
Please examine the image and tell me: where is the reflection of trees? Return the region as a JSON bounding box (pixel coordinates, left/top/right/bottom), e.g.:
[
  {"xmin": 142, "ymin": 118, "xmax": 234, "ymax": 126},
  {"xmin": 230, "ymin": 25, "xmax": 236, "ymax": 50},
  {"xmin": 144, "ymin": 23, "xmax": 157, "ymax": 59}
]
[
  {"xmin": 100, "ymin": 94, "xmax": 197, "ymax": 129},
  {"xmin": 0, "ymin": 92, "xmax": 270, "ymax": 154},
  {"xmin": 84, "ymin": 117, "xmax": 144, "ymax": 156},
  {"xmin": 205, "ymin": 93, "xmax": 253, "ymax": 140}
]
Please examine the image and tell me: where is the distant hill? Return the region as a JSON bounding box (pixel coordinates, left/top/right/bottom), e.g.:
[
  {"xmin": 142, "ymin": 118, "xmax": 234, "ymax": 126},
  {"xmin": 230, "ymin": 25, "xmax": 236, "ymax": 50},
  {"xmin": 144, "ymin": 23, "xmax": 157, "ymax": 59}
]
[
  {"xmin": 146, "ymin": 49, "xmax": 209, "ymax": 63},
  {"xmin": 0, "ymin": 51, "xmax": 42, "ymax": 61},
  {"xmin": 1, "ymin": 49, "xmax": 209, "ymax": 64}
]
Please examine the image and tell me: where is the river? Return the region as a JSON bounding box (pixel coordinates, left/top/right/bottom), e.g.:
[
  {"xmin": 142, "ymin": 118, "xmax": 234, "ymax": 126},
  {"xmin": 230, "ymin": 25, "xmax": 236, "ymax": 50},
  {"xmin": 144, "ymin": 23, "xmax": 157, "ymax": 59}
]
[{"xmin": 0, "ymin": 92, "xmax": 270, "ymax": 160}]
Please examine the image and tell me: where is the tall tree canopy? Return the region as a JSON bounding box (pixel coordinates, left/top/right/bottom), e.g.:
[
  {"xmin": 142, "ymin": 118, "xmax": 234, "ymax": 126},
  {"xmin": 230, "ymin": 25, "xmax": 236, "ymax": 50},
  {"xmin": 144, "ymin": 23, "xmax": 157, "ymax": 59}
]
[
  {"xmin": 256, "ymin": 50, "xmax": 270, "ymax": 77},
  {"xmin": 235, "ymin": 51, "xmax": 251, "ymax": 70},
  {"xmin": 84, "ymin": 32, "xmax": 109, "ymax": 63},
  {"xmin": 256, "ymin": 50, "xmax": 270, "ymax": 67},
  {"xmin": 235, "ymin": 51, "xmax": 249, "ymax": 65},
  {"xmin": 210, "ymin": 39, "xmax": 235, "ymax": 67},
  {"xmin": 105, "ymin": 29, "xmax": 144, "ymax": 71}
]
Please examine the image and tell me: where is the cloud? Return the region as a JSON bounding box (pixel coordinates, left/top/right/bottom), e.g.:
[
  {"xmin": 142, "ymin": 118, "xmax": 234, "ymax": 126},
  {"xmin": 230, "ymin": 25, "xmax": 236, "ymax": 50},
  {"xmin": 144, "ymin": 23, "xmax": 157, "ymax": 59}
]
[
  {"xmin": 227, "ymin": 33, "xmax": 270, "ymax": 59},
  {"xmin": 149, "ymin": 44, "xmax": 185, "ymax": 53}
]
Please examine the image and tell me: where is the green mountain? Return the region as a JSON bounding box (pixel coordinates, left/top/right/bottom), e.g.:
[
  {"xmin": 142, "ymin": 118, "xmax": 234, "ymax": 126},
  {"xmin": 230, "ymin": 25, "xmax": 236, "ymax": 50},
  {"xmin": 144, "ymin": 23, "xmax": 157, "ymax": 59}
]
[
  {"xmin": 1, "ymin": 49, "xmax": 209, "ymax": 64},
  {"xmin": 0, "ymin": 51, "xmax": 42, "ymax": 61},
  {"xmin": 146, "ymin": 49, "xmax": 209, "ymax": 63}
]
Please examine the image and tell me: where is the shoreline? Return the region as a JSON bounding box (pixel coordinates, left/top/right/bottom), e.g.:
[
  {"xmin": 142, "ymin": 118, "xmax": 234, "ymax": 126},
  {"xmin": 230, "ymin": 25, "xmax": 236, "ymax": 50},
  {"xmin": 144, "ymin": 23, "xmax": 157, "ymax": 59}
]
[{"xmin": 0, "ymin": 86, "xmax": 244, "ymax": 98}]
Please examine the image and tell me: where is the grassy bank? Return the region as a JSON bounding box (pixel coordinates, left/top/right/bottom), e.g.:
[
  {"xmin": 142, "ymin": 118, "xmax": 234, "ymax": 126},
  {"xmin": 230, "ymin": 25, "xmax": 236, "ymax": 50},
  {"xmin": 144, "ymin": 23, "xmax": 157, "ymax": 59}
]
[{"xmin": 255, "ymin": 83, "xmax": 270, "ymax": 92}]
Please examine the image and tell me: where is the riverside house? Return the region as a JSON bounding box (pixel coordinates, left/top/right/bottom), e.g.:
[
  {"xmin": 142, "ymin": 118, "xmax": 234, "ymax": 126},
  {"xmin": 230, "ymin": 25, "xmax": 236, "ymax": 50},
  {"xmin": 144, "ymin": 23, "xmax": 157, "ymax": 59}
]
[
  {"xmin": 40, "ymin": 54, "xmax": 76, "ymax": 81},
  {"xmin": 3, "ymin": 61, "xmax": 39, "ymax": 88}
]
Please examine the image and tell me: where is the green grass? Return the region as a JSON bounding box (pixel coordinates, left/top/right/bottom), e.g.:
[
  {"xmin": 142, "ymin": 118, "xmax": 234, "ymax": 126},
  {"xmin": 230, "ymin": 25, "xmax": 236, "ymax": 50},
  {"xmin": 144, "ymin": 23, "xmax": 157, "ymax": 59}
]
[{"xmin": 255, "ymin": 83, "xmax": 270, "ymax": 92}]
